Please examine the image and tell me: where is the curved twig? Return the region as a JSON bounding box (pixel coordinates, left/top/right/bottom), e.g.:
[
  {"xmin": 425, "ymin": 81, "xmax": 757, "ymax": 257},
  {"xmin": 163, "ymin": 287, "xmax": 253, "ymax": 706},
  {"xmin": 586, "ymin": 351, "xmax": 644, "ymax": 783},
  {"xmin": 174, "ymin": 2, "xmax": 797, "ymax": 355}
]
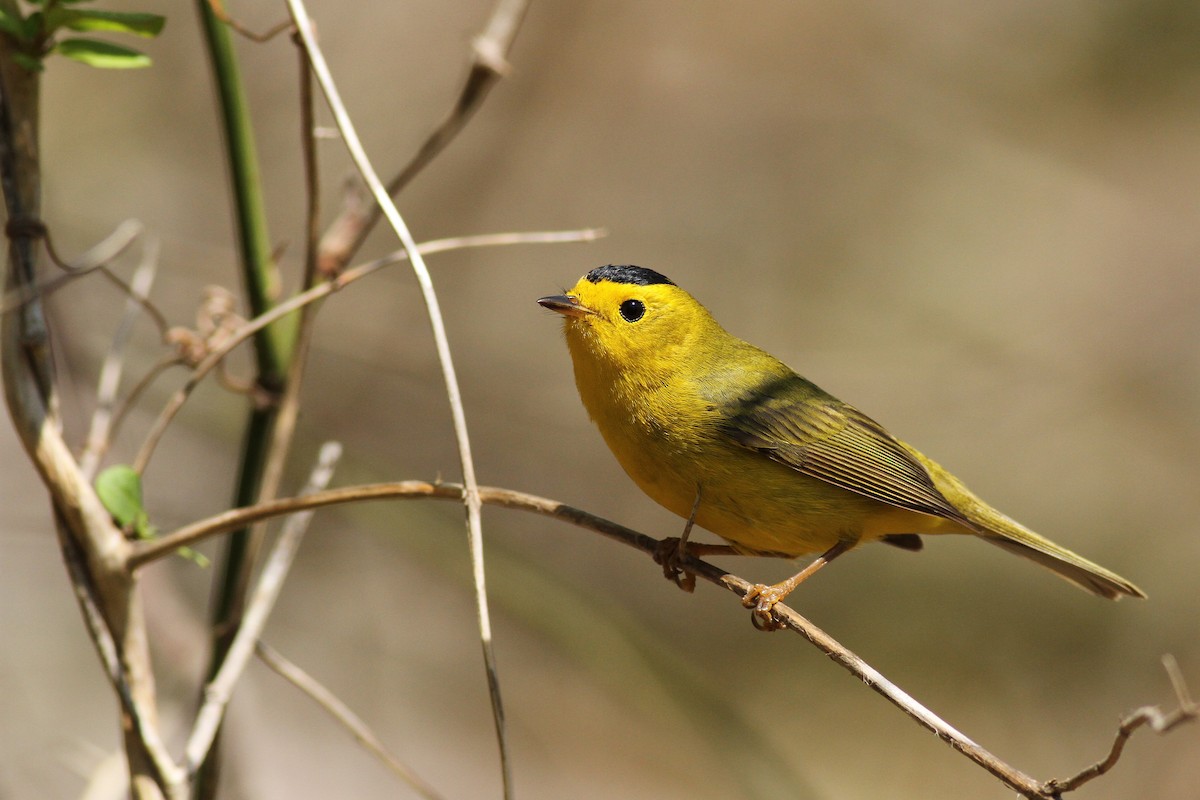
[{"xmin": 1044, "ymin": 654, "xmax": 1197, "ymax": 795}]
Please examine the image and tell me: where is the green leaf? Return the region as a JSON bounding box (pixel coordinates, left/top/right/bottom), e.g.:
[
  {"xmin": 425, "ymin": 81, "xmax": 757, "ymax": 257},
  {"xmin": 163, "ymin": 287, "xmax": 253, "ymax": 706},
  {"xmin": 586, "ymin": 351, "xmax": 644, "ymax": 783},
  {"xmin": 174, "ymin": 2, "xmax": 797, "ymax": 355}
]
[
  {"xmin": 95, "ymin": 465, "xmax": 146, "ymax": 533},
  {"xmin": 23, "ymin": 10, "xmax": 44, "ymax": 40},
  {"xmin": 0, "ymin": 9, "xmax": 30, "ymax": 42},
  {"xmin": 55, "ymin": 37, "xmax": 151, "ymax": 68},
  {"xmin": 95, "ymin": 464, "xmax": 209, "ymax": 566},
  {"xmin": 53, "ymin": 9, "xmax": 165, "ymax": 38}
]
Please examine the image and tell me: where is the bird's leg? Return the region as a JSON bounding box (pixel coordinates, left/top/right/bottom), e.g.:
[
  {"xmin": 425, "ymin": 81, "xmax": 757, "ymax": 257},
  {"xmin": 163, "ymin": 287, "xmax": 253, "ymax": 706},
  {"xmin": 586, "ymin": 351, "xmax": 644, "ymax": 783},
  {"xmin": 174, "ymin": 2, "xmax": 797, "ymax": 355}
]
[
  {"xmin": 743, "ymin": 540, "xmax": 851, "ymax": 631},
  {"xmin": 653, "ymin": 487, "xmax": 703, "ymax": 593}
]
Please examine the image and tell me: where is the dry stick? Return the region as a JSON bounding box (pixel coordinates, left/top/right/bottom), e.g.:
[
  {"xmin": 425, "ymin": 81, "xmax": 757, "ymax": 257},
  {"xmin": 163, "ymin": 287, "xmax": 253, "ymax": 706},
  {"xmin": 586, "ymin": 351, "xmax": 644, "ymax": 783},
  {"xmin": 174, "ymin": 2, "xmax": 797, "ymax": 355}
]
[
  {"xmin": 255, "ymin": 641, "xmax": 448, "ymax": 800},
  {"xmin": 184, "ymin": 442, "xmax": 343, "ymax": 774},
  {"xmin": 129, "ymin": 226, "xmax": 600, "ymax": 475},
  {"xmin": 80, "ymin": 240, "xmax": 160, "ymax": 479},
  {"xmin": 316, "ymin": 0, "xmax": 530, "ymax": 274},
  {"xmin": 1046, "ymin": 654, "xmax": 1197, "ymax": 795},
  {"xmin": 283, "ymin": 4, "xmax": 512, "ymax": 793},
  {"xmin": 133, "ymin": 482, "xmax": 1188, "ymax": 799}
]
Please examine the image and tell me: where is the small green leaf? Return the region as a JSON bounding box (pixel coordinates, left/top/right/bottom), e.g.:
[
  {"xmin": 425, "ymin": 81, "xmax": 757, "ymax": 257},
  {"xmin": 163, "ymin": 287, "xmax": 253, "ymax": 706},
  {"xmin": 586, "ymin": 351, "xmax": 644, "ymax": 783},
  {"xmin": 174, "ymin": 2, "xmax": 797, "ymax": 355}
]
[
  {"xmin": 95, "ymin": 464, "xmax": 208, "ymax": 566},
  {"xmin": 177, "ymin": 547, "xmax": 211, "ymax": 568},
  {"xmin": 55, "ymin": 37, "xmax": 152, "ymax": 68},
  {"xmin": 55, "ymin": 9, "xmax": 165, "ymax": 38},
  {"xmin": 95, "ymin": 465, "xmax": 146, "ymax": 532}
]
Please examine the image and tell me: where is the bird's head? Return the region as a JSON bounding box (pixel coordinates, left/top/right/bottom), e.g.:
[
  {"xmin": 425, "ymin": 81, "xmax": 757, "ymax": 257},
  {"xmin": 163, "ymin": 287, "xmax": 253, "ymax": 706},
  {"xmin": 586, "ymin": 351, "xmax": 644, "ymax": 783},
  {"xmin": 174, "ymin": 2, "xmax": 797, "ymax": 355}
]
[{"xmin": 538, "ymin": 265, "xmax": 715, "ymax": 376}]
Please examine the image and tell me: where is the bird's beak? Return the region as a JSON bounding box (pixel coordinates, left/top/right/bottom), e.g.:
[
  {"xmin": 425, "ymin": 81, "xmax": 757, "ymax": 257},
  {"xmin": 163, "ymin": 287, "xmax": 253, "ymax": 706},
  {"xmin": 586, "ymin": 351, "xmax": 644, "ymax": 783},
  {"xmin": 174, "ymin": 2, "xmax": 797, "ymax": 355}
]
[{"xmin": 538, "ymin": 294, "xmax": 595, "ymax": 319}]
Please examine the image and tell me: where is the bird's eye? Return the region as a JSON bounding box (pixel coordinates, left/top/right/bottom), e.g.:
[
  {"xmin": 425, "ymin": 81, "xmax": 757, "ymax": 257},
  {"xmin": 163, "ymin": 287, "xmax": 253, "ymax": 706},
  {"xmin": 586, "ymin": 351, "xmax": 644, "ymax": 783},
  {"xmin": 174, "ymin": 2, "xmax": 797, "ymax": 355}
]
[{"xmin": 619, "ymin": 299, "xmax": 645, "ymax": 322}]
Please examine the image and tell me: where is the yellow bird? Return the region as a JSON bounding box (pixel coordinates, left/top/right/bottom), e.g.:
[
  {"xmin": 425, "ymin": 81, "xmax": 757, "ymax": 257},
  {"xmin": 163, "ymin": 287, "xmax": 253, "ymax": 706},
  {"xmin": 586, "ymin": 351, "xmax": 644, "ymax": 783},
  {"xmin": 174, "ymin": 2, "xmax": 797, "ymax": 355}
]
[{"xmin": 539, "ymin": 265, "xmax": 1144, "ymax": 627}]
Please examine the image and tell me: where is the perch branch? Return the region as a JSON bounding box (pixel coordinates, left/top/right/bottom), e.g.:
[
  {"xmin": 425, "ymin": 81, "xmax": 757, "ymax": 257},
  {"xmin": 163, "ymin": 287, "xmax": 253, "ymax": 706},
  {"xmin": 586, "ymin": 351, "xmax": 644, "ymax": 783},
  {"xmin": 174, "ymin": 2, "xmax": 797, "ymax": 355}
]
[{"xmin": 133, "ymin": 481, "xmax": 1188, "ymax": 798}]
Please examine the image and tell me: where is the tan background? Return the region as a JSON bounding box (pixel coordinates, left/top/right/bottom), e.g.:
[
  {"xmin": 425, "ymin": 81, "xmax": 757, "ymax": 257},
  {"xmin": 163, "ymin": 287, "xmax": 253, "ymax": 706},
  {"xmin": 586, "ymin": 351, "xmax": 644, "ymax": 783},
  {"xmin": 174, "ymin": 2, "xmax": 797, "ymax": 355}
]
[{"xmin": 2, "ymin": 1, "xmax": 1198, "ymax": 798}]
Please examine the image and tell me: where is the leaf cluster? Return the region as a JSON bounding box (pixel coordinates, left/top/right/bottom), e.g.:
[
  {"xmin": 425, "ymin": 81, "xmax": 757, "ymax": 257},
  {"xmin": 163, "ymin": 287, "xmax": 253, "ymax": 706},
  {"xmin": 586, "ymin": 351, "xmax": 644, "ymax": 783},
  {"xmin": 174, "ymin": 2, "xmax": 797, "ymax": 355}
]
[{"xmin": 0, "ymin": 0, "xmax": 163, "ymax": 72}]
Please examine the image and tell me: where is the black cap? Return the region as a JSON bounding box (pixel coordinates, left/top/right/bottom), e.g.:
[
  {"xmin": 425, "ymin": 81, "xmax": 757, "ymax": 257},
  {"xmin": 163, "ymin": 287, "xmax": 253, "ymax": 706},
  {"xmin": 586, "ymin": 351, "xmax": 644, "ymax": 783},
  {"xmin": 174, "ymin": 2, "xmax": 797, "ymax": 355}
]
[{"xmin": 584, "ymin": 264, "xmax": 675, "ymax": 287}]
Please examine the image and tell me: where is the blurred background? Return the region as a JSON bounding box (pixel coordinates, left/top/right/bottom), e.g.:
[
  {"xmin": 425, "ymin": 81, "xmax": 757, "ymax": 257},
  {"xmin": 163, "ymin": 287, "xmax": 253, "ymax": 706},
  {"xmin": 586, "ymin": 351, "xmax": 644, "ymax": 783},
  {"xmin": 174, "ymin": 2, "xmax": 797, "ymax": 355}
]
[{"xmin": 2, "ymin": 1, "xmax": 1198, "ymax": 797}]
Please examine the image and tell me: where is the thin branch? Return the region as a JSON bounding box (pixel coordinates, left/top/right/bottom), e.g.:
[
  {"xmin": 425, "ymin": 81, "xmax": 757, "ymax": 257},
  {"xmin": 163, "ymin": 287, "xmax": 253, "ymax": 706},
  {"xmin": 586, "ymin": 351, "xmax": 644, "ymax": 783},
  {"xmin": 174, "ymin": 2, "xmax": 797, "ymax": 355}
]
[
  {"xmin": 255, "ymin": 641, "xmax": 448, "ymax": 800},
  {"xmin": 1044, "ymin": 654, "xmax": 1198, "ymax": 795},
  {"xmin": 184, "ymin": 442, "xmax": 342, "ymax": 774},
  {"xmin": 133, "ymin": 481, "xmax": 1188, "ymax": 798},
  {"xmin": 80, "ymin": 240, "xmax": 161, "ymax": 479},
  {"xmin": 316, "ymin": 0, "xmax": 530, "ymax": 275},
  {"xmin": 45, "ymin": 218, "xmax": 145, "ymax": 273},
  {"xmin": 131, "ymin": 226, "xmax": 601, "ymax": 475}
]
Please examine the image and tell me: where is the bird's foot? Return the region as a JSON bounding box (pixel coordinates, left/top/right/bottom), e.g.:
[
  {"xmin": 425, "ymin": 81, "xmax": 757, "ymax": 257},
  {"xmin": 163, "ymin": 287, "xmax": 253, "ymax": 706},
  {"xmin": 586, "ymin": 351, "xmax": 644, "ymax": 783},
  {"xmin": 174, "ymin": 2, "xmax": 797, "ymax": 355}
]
[
  {"xmin": 653, "ymin": 537, "xmax": 696, "ymax": 593},
  {"xmin": 742, "ymin": 583, "xmax": 788, "ymax": 631}
]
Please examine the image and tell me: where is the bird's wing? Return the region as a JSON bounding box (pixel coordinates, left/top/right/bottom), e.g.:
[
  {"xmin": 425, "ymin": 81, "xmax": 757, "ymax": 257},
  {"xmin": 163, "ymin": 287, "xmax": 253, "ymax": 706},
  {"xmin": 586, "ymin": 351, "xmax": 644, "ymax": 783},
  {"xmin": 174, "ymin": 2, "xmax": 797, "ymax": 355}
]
[{"xmin": 717, "ymin": 374, "xmax": 968, "ymax": 524}]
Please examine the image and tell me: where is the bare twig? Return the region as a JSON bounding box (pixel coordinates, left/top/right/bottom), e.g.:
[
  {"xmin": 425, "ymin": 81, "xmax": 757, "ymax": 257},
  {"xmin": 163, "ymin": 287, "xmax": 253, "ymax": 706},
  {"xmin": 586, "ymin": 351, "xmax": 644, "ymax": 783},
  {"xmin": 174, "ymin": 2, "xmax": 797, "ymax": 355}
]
[
  {"xmin": 1044, "ymin": 654, "xmax": 1198, "ymax": 795},
  {"xmin": 255, "ymin": 641, "xmax": 447, "ymax": 800},
  {"xmin": 316, "ymin": 0, "xmax": 531, "ymax": 275},
  {"xmin": 133, "ymin": 481, "xmax": 1189, "ymax": 798},
  {"xmin": 48, "ymin": 218, "xmax": 146, "ymax": 273},
  {"xmin": 131, "ymin": 226, "xmax": 600, "ymax": 476},
  {"xmin": 80, "ymin": 240, "xmax": 160, "ymax": 479},
  {"xmin": 184, "ymin": 442, "xmax": 343, "ymax": 774}
]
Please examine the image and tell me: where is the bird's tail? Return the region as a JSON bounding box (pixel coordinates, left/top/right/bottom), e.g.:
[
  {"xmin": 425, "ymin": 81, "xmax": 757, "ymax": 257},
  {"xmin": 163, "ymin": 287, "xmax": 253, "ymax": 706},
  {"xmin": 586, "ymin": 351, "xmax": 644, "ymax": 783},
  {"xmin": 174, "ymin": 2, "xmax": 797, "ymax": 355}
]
[
  {"xmin": 918, "ymin": 451, "xmax": 1145, "ymax": 600},
  {"xmin": 981, "ymin": 528, "xmax": 1145, "ymax": 600}
]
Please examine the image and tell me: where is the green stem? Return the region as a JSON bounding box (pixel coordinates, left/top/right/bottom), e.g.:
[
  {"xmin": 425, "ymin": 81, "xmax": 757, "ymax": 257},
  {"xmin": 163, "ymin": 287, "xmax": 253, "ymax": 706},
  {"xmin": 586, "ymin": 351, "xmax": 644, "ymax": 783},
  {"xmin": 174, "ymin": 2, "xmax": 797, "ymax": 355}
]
[
  {"xmin": 195, "ymin": 0, "xmax": 293, "ymax": 378},
  {"xmin": 193, "ymin": 2, "xmax": 295, "ymax": 796}
]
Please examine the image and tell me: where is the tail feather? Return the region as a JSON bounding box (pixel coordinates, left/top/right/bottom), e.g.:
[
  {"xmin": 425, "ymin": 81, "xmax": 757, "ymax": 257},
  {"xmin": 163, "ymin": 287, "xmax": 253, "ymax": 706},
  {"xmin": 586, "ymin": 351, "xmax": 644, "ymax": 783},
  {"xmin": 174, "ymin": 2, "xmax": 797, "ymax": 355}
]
[
  {"xmin": 915, "ymin": 450, "xmax": 1145, "ymax": 599},
  {"xmin": 983, "ymin": 534, "xmax": 1145, "ymax": 600}
]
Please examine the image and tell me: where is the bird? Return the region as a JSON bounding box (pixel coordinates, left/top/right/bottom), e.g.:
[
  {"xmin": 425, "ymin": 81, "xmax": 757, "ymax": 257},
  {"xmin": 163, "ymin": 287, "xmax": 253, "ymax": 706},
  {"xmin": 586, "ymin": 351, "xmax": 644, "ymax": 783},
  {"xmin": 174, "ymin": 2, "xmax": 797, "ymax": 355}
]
[{"xmin": 538, "ymin": 264, "xmax": 1144, "ymax": 628}]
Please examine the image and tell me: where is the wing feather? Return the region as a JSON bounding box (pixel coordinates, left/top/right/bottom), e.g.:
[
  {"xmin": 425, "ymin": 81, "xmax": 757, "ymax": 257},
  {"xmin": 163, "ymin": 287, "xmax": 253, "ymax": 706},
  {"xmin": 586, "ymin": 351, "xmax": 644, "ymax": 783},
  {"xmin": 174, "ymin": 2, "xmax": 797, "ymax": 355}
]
[{"xmin": 717, "ymin": 374, "xmax": 968, "ymax": 524}]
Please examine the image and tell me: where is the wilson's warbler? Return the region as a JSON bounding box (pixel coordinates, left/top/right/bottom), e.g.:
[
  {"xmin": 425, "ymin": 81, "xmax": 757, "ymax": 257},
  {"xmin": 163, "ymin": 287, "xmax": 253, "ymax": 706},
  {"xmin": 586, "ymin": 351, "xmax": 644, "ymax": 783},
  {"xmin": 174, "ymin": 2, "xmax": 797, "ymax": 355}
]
[{"xmin": 539, "ymin": 265, "xmax": 1144, "ymax": 626}]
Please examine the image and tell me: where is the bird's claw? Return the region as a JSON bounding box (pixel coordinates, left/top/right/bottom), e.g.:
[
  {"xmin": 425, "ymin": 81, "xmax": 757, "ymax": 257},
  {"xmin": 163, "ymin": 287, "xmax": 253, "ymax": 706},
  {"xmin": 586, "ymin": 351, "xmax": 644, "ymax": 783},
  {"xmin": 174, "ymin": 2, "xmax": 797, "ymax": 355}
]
[
  {"xmin": 742, "ymin": 583, "xmax": 785, "ymax": 631},
  {"xmin": 653, "ymin": 537, "xmax": 696, "ymax": 593}
]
